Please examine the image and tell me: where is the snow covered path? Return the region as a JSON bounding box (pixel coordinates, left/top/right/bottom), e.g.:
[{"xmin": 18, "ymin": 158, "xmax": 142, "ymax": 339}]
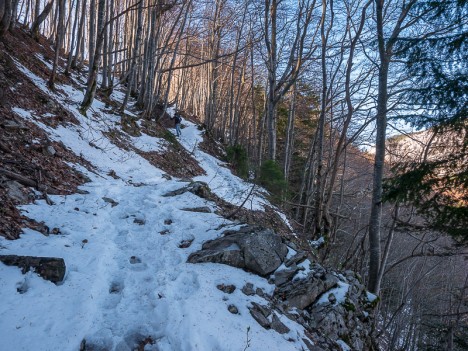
[
  {"xmin": 0, "ymin": 62, "xmax": 310, "ymax": 350},
  {"xmin": 173, "ymin": 116, "xmax": 266, "ymax": 212}
]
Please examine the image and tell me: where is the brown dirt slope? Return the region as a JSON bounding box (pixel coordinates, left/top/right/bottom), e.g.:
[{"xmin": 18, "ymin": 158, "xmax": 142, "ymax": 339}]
[{"xmin": 0, "ymin": 29, "xmax": 92, "ymax": 239}]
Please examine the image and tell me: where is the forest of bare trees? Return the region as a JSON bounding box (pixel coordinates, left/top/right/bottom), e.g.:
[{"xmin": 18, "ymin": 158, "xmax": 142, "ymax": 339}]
[{"xmin": 0, "ymin": 0, "xmax": 466, "ymax": 349}]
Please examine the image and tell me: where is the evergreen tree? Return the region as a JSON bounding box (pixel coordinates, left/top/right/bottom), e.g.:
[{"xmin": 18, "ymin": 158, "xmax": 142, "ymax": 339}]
[{"xmin": 385, "ymin": 0, "xmax": 468, "ymax": 242}]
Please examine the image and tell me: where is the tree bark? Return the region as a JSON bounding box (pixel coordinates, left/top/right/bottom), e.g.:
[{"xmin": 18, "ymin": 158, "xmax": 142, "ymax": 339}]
[
  {"xmin": 48, "ymin": 0, "xmax": 65, "ymax": 89},
  {"xmin": 0, "ymin": 0, "xmax": 11, "ymax": 37},
  {"xmin": 30, "ymin": 0, "xmax": 54, "ymax": 40},
  {"xmin": 80, "ymin": 0, "xmax": 106, "ymax": 114}
]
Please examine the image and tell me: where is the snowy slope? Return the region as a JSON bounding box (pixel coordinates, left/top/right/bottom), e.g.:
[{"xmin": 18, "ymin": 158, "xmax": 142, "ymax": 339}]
[{"xmin": 0, "ymin": 59, "xmax": 310, "ymax": 351}]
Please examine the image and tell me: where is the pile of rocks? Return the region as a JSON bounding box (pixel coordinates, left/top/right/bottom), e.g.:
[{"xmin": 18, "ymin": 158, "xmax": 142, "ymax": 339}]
[{"xmin": 189, "ymin": 225, "xmax": 376, "ymax": 351}]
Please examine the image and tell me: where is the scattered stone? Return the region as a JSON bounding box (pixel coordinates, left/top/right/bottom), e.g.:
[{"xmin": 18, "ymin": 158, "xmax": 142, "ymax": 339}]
[
  {"xmin": 2, "ymin": 119, "xmax": 27, "ymax": 129},
  {"xmin": 242, "ymin": 283, "xmax": 255, "ymax": 296},
  {"xmin": 284, "ymin": 251, "xmax": 308, "ymax": 267},
  {"xmin": 275, "ymin": 273, "xmax": 339, "ymax": 310},
  {"xmin": 129, "ymin": 256, "xmax": 141, "ymax": 264},
  {"xmin": 256, "ymin": 288, "xmax": 265, "ymax": 297},
  {"xmin": 164, "ymin": 219, "xmax": 173, "ymax": 225},
  {"xmin": 181, "ymin": 206, "xmax": 212, "ymax": 213},
  {"xmin": 29, "ymin": 221, "xmax": 50, "ymax": 236},
  {"xmin": 0, "ymin": 255, "xmax": 65, "ymax": 284},
  {"xmin": 302, "ymin": 338, "xmax": 323, "ymax": 351},
  {"xmin": 81, "ymin": 239, "xmax": 88, "ymax": 248},
  {"xmin": 179, "ymin": 239, "xmax": 194, "ymax": 248},
  {"xmin": 107, "ymin": 170, "xmax": 119, "ymax": 179},
  {"xmin": 271, "ymin": 313, "xmax": 290, "ymax": 334},
  {"xmin": 163, "ymin": 181, "xmax": 211, "ymax": 199},
  {"xmin": 133, "ymin": 218, "xmax": 145, "ymax": 225},
  {"xmin": 162, "ymin": 174, "xmax": 172, "ymax": 180},
  {"xmin": 217, "ymin": 284, "xmax": 236, "ymax": 294},
  {"xmin": 102, "ymin": 197, "xmax": 119, "ymax": 207},
  {"xmin": 251, "ymin": 302, "xmax": 271, "ymax": 318},
  {"xmin": 51, "ymin": 227, "xmax": 61, "ymax": 235},
  {"xmin": 159, "ymin": 229, "xmax": 170, "ymax": 235},
  {"xmin": 274, "ymin": 266, "xmax": 300, "ymax": 287},
  {"xmin": 4, "ymin": 180, "xmax": 30, "ymax": 203},
  {"xmin": 249, "ymin": 305, "xmax": 271, "ymax": 329},
  {"xmin": 44, "ymin": 145, "xmax": 56, "ymax": 156},
  {"xmin": 228, "ymin": 304, "xmax": 239, "ymax": 314},
  {"xmin": 328, "ymin": 293, "xmax": 337, "ymax": 304}
]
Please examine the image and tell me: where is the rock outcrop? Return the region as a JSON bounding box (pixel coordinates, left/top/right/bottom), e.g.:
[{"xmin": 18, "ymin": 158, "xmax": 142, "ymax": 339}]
[
  {"xmin": 188, "ymin": 225, "xmax": 288, "ymax": 275},
  {"xmin": 188, "ymin": 225, "xmax": 376, "ymax": 350}
]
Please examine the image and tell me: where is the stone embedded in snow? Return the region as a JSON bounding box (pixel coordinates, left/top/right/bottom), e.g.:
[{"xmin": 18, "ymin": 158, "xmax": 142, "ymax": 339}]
[
  {"xmin": 241, "ymin": 283, "xmax": 255, "ymax": 296},
  {"xmin": 275, "ymin": 272, "xmax": 339, "ymax": 310},
  {"xmin": 217, "ymin": 284, "xmax": 236, "ymax": 294},
  {"xmin": 251, "ymin": 302, "xmax": 271, "ymax": 318},
  {"xmin": 187, "ymin": 226, "xmax": 288, "ymax": 276},
  {"xmin": 242, "ymin": 229, "xmax": 288, "ymax": 275},
  {"xmin": 0, "ymin": 255, "xmax": 65, "ymax": 284},
  {"xmin": 284, "ymin": 251, "xmax": 308, "ymax": 267},
  {"xmin": 102, "ymin": 197, "xmax": 119, "ymax": 207},
  {"xmin": 181, "ymin": 206, "xmax": 212, "ymax": 213},
  {"xmin": 249, "ymin": 305, "xmax": 271, "ymax": 329},
  {"xmin": 271, "ymin": 313, "xmax": 290, "ymax": 334},
  {"xmin": 133, "ymin": 218, "xmax": 145, "ymax": 225},
  {"xmin": 273, "ymin": 265, "xmax": 300, "ymax": 287},
  {"xmin": 256, "ymin": 287, "xmax": 265, "ymax": 297},
  {"xmin": 163, "ymin": 181, "xmax": 212, "ymax": 199},
  {"xmin": 228, "ymin": 304, "xmax": 239, "ymax": 314},
  {"xmin": 178, "ymin": 238, "xmax": 194, "ymax": 248}
]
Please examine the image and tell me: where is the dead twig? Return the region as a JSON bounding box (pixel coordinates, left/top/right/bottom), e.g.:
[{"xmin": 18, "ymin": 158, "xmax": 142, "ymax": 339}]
[{"xmin": 225, "ymin": 184, "xmax": 256, "ymax": 220}]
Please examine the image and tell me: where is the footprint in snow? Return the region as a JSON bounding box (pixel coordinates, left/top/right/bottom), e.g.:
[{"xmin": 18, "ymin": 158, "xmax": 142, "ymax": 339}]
[
  {"xmin": 102, "ymin": 280, "xmax": 124, "ymax": 309},
  {"xmin": 129, "ymin": 256, "xmax": 147, "ymax": 271},
  {"xmin": 109, "ymin": 280, "xmax": 124, "ymax": 294}
]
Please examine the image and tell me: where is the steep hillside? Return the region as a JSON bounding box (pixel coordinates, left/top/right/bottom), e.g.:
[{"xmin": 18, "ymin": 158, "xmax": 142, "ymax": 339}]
[{"xmin": 0, "ymin": 29, "xmax": 377, "ymax": 351}]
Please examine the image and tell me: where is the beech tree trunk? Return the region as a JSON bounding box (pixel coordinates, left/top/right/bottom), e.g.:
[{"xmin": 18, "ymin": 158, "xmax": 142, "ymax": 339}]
[
  {"xmin": 80, "ymin": 0, "xmax": 105, "ymax": 114},
  {"xmin": 30, "ymin": 0, "xmax": 55, "ymax": 40},
  {"xmin": 48, "ymin": 0, "xmax": 65, "ymax": 89}
]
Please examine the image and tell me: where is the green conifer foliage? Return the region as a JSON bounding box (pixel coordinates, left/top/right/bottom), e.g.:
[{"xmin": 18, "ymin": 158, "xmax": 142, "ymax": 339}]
[
  {"xmin": 258, "ymin": 160, "xmax": 287, "ymax": 198},
  {"xmin": 226, "ymin": 145, "xmax": 249, "ymax": 179},
  {"xmin": 385, "ymin": 0, "xmax": 468, "ymax": 242}
]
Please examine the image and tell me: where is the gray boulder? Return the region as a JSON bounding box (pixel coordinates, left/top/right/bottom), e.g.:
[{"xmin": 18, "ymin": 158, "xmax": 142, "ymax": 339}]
[
  {"xmin": 188, "ymin": 226, "xmax": 287, "ymax": 276},
  {"xmin": 275, "ymin": 272, "xmax": 339, "ymax": 310}
]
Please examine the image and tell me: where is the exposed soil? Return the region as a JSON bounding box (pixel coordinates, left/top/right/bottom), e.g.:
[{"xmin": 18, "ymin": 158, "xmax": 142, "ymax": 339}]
[{"xmin": 0, "ymin": 29, "xmax": 92, "ymax": 240}]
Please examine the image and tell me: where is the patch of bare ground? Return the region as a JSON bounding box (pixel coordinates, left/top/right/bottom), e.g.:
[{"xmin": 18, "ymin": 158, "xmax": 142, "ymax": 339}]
[
  {"xmin": 198, "ymin": 128, "xmax": 227, "ymax": 162},
  {"xmin": 0, "ymin": 30, "xmax": 94, "ymax": 240},
  {"xmin": 104, "ymin": 119, "xmax": 206, "ymax": 179},
  {"xmin": 1, "ymin": 29, "xmax": 79, "ymax": 128}
]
